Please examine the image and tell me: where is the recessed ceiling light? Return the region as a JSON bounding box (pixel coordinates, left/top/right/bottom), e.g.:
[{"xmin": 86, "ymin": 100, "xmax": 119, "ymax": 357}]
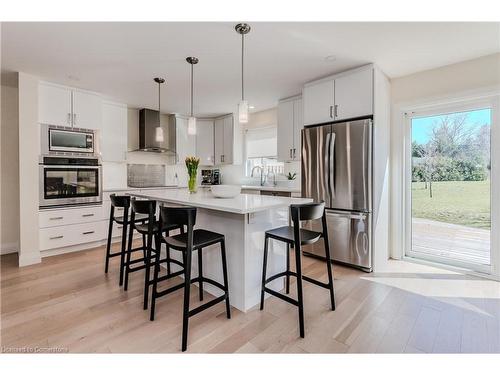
[
  {"xmin": 324, "ymin": 55, "xmax": 336, "ymax": 62},
  {"xmin": 249, "ymin": 105, "xmax": 255, "ymax": 109}
]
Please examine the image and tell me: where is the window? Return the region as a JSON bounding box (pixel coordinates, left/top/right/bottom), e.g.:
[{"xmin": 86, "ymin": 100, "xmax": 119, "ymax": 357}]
[{"xmin": 245, "ymin": 126, "xmax": 284, "ymax": 177}]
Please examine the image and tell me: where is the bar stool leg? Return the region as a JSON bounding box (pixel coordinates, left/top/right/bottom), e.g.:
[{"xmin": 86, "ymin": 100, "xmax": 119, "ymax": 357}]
[
  {"xmin": 260, "ymin": 235, "xmax": 269, "ymax": 311},
  {"xmin": 104, "ymin": 217, "xmax": 113, "ymax": 273},
  {"xmin": 197, "ymin": 248, "xmax": 204, "ymax": 301},
  {"xmin": 322, "ymin": 217, "xmax": 336, "ymax": 311},
  {"xmin": 143, "ymin": 232, "xmax": 153, "ymax": 310},
  {"xmin": 166, "ymin": 230, "xmax": 172, "ymax": 276},
  {"xmin": 124, "ymin": 222, "xmax": 134, "ymax": 291},
  {"xmin": 142, "ymin": 234, "xmax": 147, "ymax": 262},
  {"xmin": 150, "ymin": 234, "xmax": 162, "ymax": 321},
  {"xmin": 220, "ymin": 239, "xmax": 231, "ymax": 319},
  {"xmin": 181, "ymin": 248, "xmax": 193, "ymax": 352},
  {"xmin": 285, "ymin": 243, "xmax": 290, "ymax": 294},
  {"xmin": 118, "ymin": 221, "xmax": 128, "ymax": 286},
  {"xmin": 294, "ymin": 242, "xmax": 305, "ymax": 338}
]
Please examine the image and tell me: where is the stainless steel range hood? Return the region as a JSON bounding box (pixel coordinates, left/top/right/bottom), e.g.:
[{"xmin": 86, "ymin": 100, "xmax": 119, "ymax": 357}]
[{"xmin": 137, "ymin": 108, "xmax": 176, "ymax": 154}]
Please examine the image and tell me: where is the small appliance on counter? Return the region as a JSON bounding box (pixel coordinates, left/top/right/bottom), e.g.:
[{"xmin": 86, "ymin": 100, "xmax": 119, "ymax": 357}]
[{"xmin": 201, "ymin": 169, "xmax": 221, "ymax": 185}]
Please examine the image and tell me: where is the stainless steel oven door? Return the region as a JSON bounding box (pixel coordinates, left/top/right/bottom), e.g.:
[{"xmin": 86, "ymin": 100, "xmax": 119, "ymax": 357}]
[{"xmin": 39, "ymin": 164, "xmax": 102, "ymax": 208}]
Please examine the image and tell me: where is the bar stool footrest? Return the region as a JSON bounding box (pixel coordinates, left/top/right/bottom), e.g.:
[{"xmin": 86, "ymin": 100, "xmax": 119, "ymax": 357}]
[
  {"xmin": 188, "ymin": 294, "xmax": 227, "ymax": 318},
  {"xmin": 263, "ymin": 287, "xmax": 299, "ymax": 306},
  {"xmin": 191, "ymin": 276, "xmax": 226, "ymax": 293},
  {"xmin": 302, "ymin": 275, "xmax": 331, "ymax": 289}
]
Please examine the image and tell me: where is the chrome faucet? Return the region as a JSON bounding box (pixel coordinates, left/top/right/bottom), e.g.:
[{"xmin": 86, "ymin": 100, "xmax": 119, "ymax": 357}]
[
  {"xmin": 267, "ymin": 170, "xmax": 277, "ymax": 186},
  {"xmin": 251, "ymin": 166, "xmax": 266, "ymax": 186}
]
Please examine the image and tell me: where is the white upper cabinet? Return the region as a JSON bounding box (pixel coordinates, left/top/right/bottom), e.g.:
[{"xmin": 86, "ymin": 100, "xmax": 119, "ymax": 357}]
[
  {"xmin": 174, "ymin": 115, "xmax": 196, "ymax": 165},
  {"xmin": 196, "ymin": 119, "xmax": 215, "ymax": 166},
  {"xmin": 72, "ymin": 90, "xmax": 102, "ymax": 130},
  {"xmin": 277, "ymin": 96, "xmax": 302, "ymax": 162},
  {"xmin": 334, "ymin": 68, "xmax": 373, "ymax": 121},
  {"xmin": 303, "ymin": 65, "xmax": 374, "ymax": 126},
  {"xmin": 292, "ymin": 97, "xmax": 303, "ymax": 160},
  {"xmin": 38, "ymin": 82, "xmax": 102, "ymax": 130},
  {"xmin": 39, "ymin": 83, "xmax": 73, "ymax": 126},
  {"xmin": 214, "ymin": 114, "xmax": 234, "ymax": 165},
  {"xmin": 303, "ymin": 79, "xmax": 334, "ymax": 126},
  {"xmin": 101, "ymin": 102, "xmax": 127, "ymax": 162},
  {"xmin": 277, "ymin": 99, "xmax": 294, "ymax": 161}
]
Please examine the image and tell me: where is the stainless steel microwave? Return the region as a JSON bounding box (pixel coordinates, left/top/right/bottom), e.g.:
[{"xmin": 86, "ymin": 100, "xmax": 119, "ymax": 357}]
[{"xmin": 41, "ymin": 124, "xmax": 99, "ymax": 156}]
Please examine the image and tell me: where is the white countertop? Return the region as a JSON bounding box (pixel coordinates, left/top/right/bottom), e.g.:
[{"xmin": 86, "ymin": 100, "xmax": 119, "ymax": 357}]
[
  {"xmin": 240, "ymin": 184, "xmax": 300, "ymax": 193},
  {"xmin": 128, "ymin": 188, "xmax": 311, "ymax": 214}
]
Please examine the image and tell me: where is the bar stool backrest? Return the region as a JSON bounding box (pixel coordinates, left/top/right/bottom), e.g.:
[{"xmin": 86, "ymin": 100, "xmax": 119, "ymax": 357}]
[
  {"xmin": 130, "ymin": 199, "xmax": 157, "ymax": 230},
  {"xmin": 290, "ymin": 201, "xmax": 325, "ymax": 224},
  {"xmin": 110, "ymin": 194, "xmax": 130, "ymax": 208},
  {"xmin": 159, "ymin": 206, "xmax": 197, "ymax": 230}
]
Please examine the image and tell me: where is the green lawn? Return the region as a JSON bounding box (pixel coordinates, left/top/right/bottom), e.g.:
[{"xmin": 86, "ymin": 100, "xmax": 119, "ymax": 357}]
[{"xmin": 412, "ymin": 180, "xmax": 491, "ymax": 229}]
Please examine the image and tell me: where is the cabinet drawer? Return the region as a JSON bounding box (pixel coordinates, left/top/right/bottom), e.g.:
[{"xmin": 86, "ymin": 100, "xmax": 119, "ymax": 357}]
[
  {"xmin": 39, "ymin": 206, "xmax": 104, "ymax": 228},
  {"xmin": 40, "ymin": 222, "xmax": 105, "ymax": 250}
]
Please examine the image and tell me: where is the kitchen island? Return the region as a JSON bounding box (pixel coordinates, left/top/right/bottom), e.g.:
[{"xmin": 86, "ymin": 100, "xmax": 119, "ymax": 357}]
[{"xmin": 129, "ymin": 189, "xmax": 311, "ymax": 312}]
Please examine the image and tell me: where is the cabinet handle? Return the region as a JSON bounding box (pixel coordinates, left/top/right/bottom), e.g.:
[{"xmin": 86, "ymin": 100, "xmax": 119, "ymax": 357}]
[
  {"xmin": 293, "ymin": 148, "xmax": 296, "ymax": 159},
  {"xmin": 67, "ymin": 113, "xmax": 72, "ymax": 125},
  {"xmin": 334, "ymin": 104, "xmax": 338, "ymax": 118},
  {"xmin": 82, "ymin": 213, "xmax": 94, "ymax": 217},
  {"xmin": 49, "ymin": 216, "xmax": 64, "ymax": 221},
  {"xmin": 82, "ymin": 231, "xmax": 95, "ymax": 235},
  {"xmin": 73, "ymin": 113, "xmax": 77, "ymax": 126},
  {"xmin": 329, "ymin": 105, "xmax": 334, "ymax": 118},
  {"xmin": 50, "ymin": 235, "xmax": 64, "ymax": 240},
  {"xmin": 289, "ymin": 149, "xmax": 292, "ymax": 159}
]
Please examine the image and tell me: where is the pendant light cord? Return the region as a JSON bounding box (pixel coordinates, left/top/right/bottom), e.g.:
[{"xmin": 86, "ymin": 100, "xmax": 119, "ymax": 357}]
[
  {"xmin": 158, "ymin": 81, "xmax": 161, "ymax": 120},
  {"xmin": 241, "ymin": 33, "xmax": 245, "ymax": 101},
  {"xmin": 191, "ymin": 63, "xmax": 194, "ymax": 117}
]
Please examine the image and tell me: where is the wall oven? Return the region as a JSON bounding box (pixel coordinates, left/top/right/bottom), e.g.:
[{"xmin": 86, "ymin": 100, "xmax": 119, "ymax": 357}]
[{"xmin": 39, "ymin": 156, "xmax": 102, "ymax": 208}]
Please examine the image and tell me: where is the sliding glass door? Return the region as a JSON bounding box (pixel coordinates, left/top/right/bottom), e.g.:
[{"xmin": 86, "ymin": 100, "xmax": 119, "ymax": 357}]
[{"xmin": 406, "ymin": 104, "xmax": 494, "ymax": 273}]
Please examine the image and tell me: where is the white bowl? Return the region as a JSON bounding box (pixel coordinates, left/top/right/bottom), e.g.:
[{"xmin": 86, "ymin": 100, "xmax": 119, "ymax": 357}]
[{"xmin": 211, "ymin": 185, "xmax": 241, "ymax": 198}]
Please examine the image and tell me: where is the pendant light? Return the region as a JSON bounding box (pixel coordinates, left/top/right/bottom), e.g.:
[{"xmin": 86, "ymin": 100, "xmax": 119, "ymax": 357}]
[
  {"xmin": 154, "ymin": 77, "xmax": 165, "ymax": 142},
  {"xmin": 186, "ymin": 56, "xmax": 199, "ymax": 135},
  {"xmin": 235, "ymin": 23, "xmax": 251, "ymax": 123}
]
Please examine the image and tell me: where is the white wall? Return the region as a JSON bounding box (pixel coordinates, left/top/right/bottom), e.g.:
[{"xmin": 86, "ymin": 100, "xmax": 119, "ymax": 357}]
[
  {"xmin": 389, "ymin": 53, "xmax": 500, "ymax": 261},
  {"xmin": 0, "ymin": 81, "xmax": 20, "ymax": 254}
]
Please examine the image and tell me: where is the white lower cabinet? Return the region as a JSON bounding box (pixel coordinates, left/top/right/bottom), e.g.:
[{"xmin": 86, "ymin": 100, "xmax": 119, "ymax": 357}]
[
  {"xmin": 39, "ymin": 205, "xmax": 103, "ymax": 228},
  {"xmin": 40, "ymin": 221, "xmax": 105, "ymax": 251}
]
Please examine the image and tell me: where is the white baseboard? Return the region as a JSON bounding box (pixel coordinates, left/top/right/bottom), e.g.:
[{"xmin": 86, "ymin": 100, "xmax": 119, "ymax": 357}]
[{"xmin": 1, "ymin": 242, "xmax": 19, "ymax": 255}]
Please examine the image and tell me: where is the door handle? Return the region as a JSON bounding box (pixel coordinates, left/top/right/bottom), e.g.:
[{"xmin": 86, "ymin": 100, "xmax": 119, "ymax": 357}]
[
  {"xmin": 329, "ymin": 105, "xmax": 334, "ymax": 118},
  {"xmin": 334, "ymin": 104, "xmax": 338, "ymax": 118}
]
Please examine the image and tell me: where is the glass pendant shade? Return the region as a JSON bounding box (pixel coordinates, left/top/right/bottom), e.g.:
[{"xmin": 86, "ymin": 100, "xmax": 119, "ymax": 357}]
[
  {"xmin": 188, "ymin": 116, "xmax": 197, "ymax": 135},
  {"xmin": 238, "ymin": 100, "xmax": 249, "ymax": 123},
  {"xmin": 155, "ymin": 126, "xmax": 164, "ymax": 142}
]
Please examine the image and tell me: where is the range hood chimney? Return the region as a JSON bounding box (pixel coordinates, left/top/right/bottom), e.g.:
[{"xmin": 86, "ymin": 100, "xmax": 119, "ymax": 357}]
[{"xmin": 137, "ymin": 108, "xmax": 176, "ymax": 154}]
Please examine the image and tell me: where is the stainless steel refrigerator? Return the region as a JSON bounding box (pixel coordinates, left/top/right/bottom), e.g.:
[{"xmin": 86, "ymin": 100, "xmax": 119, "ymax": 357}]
[{"xmin": 301, "ymin": 118, "xmax": 372, "ymax": 271}]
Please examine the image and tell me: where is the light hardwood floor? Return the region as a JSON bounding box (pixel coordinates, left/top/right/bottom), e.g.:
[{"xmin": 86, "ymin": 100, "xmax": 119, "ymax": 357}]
[{"xmin": 1, "ymin": 242, "xmax": 499, "ymax": 353}]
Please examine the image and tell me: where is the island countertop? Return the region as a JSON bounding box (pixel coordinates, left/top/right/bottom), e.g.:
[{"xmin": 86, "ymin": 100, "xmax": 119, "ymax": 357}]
[{"xmin": 128, "ymin": 188, "xmax": 311, "ymax": 214}]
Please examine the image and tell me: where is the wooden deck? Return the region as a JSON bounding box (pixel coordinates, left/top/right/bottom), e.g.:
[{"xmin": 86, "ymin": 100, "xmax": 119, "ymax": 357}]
[
  {"xmin": 1, "ymin": 243, "xmax": 499, "ymax": 353},
  {"xmin": 412, "ymin": 218, "xmax": 490, "ymax": 266}
]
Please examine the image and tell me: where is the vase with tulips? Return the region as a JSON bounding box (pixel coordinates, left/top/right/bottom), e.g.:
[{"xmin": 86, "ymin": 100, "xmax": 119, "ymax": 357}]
[{"xmin": 185, "ymin": 156, "xmax": 200, "ymax": 194}]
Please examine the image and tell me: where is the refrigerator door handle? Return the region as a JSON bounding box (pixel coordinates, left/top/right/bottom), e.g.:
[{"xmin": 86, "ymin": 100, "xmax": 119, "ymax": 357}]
[{"xmin": 328, "ymin": 132, "xmax": 336, "ymax": 200}]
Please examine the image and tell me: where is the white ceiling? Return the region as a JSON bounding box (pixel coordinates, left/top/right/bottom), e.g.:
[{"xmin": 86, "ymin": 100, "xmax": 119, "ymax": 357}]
[{"xmin": 2, "ymin": 22, "xmax": 499, "ymax": 116}]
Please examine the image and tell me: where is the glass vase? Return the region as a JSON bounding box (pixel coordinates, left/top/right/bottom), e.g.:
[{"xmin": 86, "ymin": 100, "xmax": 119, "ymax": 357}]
[{"xmin": 188, "ymin": 172, "xmax": 197, "ymax": 194}]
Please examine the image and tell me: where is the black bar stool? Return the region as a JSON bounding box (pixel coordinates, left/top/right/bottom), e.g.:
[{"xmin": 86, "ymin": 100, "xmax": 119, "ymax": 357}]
[
  {"xmin": 104, "ymin": 194, "xmax": 148, "ymax": 285},
  {"xmin": 123, "ymin": 198, "xmax": 182, "ymax": 310},
  {"xmin": 150, "ymin": 206, "xmax": 231, "ymax": 352},
  {"xmin": 260, "ymin": 201, "xmax": 335, "ymax": 338}
]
